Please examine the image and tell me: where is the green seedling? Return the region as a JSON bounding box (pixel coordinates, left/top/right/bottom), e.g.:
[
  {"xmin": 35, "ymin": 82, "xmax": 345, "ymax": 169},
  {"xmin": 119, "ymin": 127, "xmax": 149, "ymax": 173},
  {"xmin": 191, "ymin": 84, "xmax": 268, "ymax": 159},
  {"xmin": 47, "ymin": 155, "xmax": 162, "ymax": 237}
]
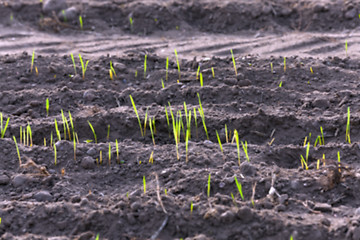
[
  {"xmin": 190, "ymin": 201, "xmax": 193, "ymax": 214},
  {"xmin": 230, "ymin": 49, "xmax": 237, "ymax": 76},
  {"xmin": 234, "ymin": 130, "xmax": 240, "ymax": 166},
  {"xmin": 116, "ymin": 139, "xmax": 119, "ymax": 163},
  {"xmin": 108, "ymin": 143, "xmax": 112, "ymax": 166},
  {"xmin": 320, "ymin": 126, "xmax": 325, "ymax": 145},
  {"xmin": 170, "ymin": 107, "xmax": 181, "ymax": 160},
  {"xmin": 185, "ymin": 128, "xmax": 190, "ymax": 163},
  {"xmin": 225, "ymin": 124, "xmax": 228, "ymax": 143},
  {"xmin": 54, "ymin": 143, "xmax": 57, "ymax": 165},
  {"xmin": 230, "ymin": 192, "xmax": 237, "ymax": 207},
  {"xmin": 200, "ymin": 73, "xmax": 203, "ymax": 87},
  {"xmin": 79, "ymin": 16, "xmax": 83, "ymax": 30},
  {"xmin": 109, "ymin": 69, "xmax": 113, "ymax": 81},
  {"xmin": 338, "ymin": 151, "xmax": 341, "ymax": 163},
  {"xmin": 110, "ymin": 61, "xmax": 116, "ymax": 78},
  {"xmin": 211, "ymin": 67, "xmax": 215, "ymax": 78},
  {"xmin": 314, "ymin": 135, "xmax": 321, "ymax": 147},
  {"xmin": 193, "ymin": 108, "xmax": 198, "ymax": 139},
  {"xmin": 346, "ymin": 107, "xmax": 351, "ymax": 144},
  {"xmin": 99, "ymin": 150, "xmax": 102, "ymax": 165},
  {"xmin": 60, "ymin": 110, "xmax": 67, "ymax": 140},
  {"xmin": 143, "ymin": 175, "xmax": 146, "ymax": 194},
  {"xmin": 87, "ymin": 121, "xmax": 97, "ymax": 143},
  {"xmin": 27, "ymin": 123, "xmax": 32, "ymax": 147},
  {"xmin": 174, "ymin": 49, "xmax": 181, "ymax": 80},
  {"xmin": 164, "ymin": 105, "xmax": 170, "ymax": 136},
  {"xmin": 70, "ymin": 53, "xmax": 77, "ymax": 75},
  {"xmin": 161, "ymin": 79, "xmax": 165, "ymax": 89},
  {"xmin": 62, "ymin": 10, "xmax": 67, "ymax": 22},
  {"xmin": 305, "ymin": 142, "xmax": 310, "ymax": 164},
  {"xmin": 68, "ymin": 111, "xmax": 75, "ymax": 137},
  {"xmin": 144, "ymin": 54, "xmax": 147, "ymax": 78},
  {"xmin": 270, "ymin": 62, "xmax": 273, "ymax": 74},
  {"xmin": 207, "ymin": 173, "xmax": 211, "ymax": 198},
  {"xmin": 129, "ymin": 17, "xmax": 133, "ymax": 32},
  {"xmin": 54, "ymin": 119, "xmax": 61, "ymax": 141},
  {"xmin": 290, "ymin": 235, "xmax": 293, "ymax": 240},
  {"xmin": 164, "ymin": 189, "xmax": 167, "ymax": 195},
  {"xmin": 45, "ymin": 98, "xmax": 49, "ymax": 116},
  {"xmin": 95, "ymin": 233, "xmax": 99, "ymax": 240},
  {"xmin": 129, "ymin": 95, "xmax": 143, "ymax": 137},
  {"xmin": 300, "ymin": 155, "xmax": 308, "ymax": 170},
  {"xmin": 26, "ymin": 125, "xmax": 29, "ymax": 146},
  {"xmin": 216, "ymin": 130, "xmax": 223, "ymax": 154},
  {"xmin": 135, "ymin": 70, "xmax": 138, "ymax": 78},
  {"xmin": 0, "ymin": 113, "xmax": 10, "ymax": 138},
  {"xmin": 241, "ymin": 141, "xmax": 249, "ymax": 162},
  {"xmin": 310, "ymin": 67, "xmax": 313, "ymax": 74},
  {"xmin": 165, "ymin": 57, "xmax": 169, "ymax": 81},
  {"xmin": 234, "ymin": 176, "xmax": 244, "ymax": 201},
  {"xmin": 143, "ymin": 108, "xmax": 149, "ymax": 136},
  {"xmin": 317, "ymin": 159, "xmax": 320, "ymax": 170},
  {"xmin": 149, "ymin": 117, "xmax": 155, "ymax": 146},
  {"xmin": 50, "ymin": 131, "xmax": 53, "ymax": 148},
  {"xmin": 197, "ymin": 93, "xmax": 209, "ymax": 140},
  {"xmin": 78, "ymin": 54, "xmax": 89, "ymax": 80},
  {"xmin": 30, "ymin": 50, "xmax": 35, "ymax": 73},
  {"xmin": 44, "ymin": 137, "xmax": 46, "ymax": 146},
  {"xmin": 73, "ymin": 133, "xmax": 76, "ymax": 161},
  {"xmin": 345, "ymin": 40, "xmax": 348, "ymax": 57},
  {"xmin": 279, "ymin": 81, "xmax": 283, "ymax": 87},
  {"xmin": 196, "ymin": 65, "xmax": 200, "ymax": 80},
  {"xmin": 19, "ymin": 126, "xmax": 22, "ymax": 145},
  {"xmin": 148, "ymin": 151, "xmax": 154, "ymax": 164},
  {"xmin": 283, "ymin": 57, "xmax": 286, "ymax": 73},
  {"xmin": 13, "ymin": 136, "xmax": 21, "ymax": 165},
  {"xmin": 10, "ymin": 13, "xmax": 13, "ymax": 21},
  {"xmin": 107, "ymin": 124, "xmax": 110, "ymax": 141}
]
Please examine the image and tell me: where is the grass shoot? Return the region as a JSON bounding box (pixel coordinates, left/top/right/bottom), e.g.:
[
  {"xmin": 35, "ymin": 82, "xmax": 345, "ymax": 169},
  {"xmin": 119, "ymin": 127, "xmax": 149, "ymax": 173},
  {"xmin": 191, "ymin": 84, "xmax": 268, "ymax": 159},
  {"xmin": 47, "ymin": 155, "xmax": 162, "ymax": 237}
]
[
  {"xmin": 144, "ymin": 54, "xmax": 147, "ymax": 78},
  {"xmin": 200, "ymin": 73, "xmax": 203, "ymax": 87},
  {"xmin": 78, "ymin": 54, "xmax": 89, "ymax": 80},
  {"xmin": 110, "ymin": 61, "xmax": 116, "ymax": 78},
  {"xmin": 345, "ymin": 40, "xmax": 348, "ymax": 57},
  {"xmin": 283, "ymin": 57, "xmax": 286, "ymax": 73},
  {"xmin": 129, "ymin": 95, "xmax": 143, "ymax": 137},
  {"xmin": 54, "ymin": 143, "xmax": 57, "ymax": 165},
  {"xmin": 225, "ymin": 124, "xmax": 228, "ymax": 143},
  {"xmin": 211, "ymin": 67, "xmax": 215, "ymax": 78},
  {"xmin": 70, "ymin": 53, "xmax": 77, "ymax": 75},
  {"xmin": 79, "ymin": 16, "xmax": 83, "ymax": 30},
  {"xmin": 185, "ymin": 128, "xmax": 190, "ymax": 163},
  {"xmin": 13, "ymin": 136, "xmax": 21, "ymax": 165},
  {"xmin": 108, "ymin": 143, "xmax": 111, "ymax": 166},
  {"xmin": 165, "ymin": 57, "xmax": 169, "ymax": 81},
  {"xmin": 338, "ymin": 151, "xmax": 341, "ymax": 163},
  {"xmin": 207, "ymin": 173, "xmax": 211, "ymax": 198},
  {"xmin": 174, "ymin": 49, "xmax": 181, "ymax": 80},
  {"xmin": 73, "ymin": 133, "xmax": 76, "ymax": 161},
  {"xmin": 116, "ymin": 139, "xmax": 119, "ymax": 163},
  {"xmin": 107, "ymin": 124, "xmax": 110, "ymax": 141},
  {"xmin": 234, "ymin": 176, "xmax": 244, "ymax": 201},
  {"xmin": 54, "ymin": 119, "xmax": 61, "ymax": 141},
  {"xmin": 196, "ymin": 65, "xmax": 200, "ymax": 80},
  {"xmin": 129, "ymin": 17, "xmax": 133, "ymax": 32},
  {"xmin": 346, "ymin": 107, "xmax": 351, "ymax": 144},
  {"xmin": 270, "ymin": 62, "xmax": 273, "ymax": 74},
  {"xmin": 230, "ymin": 49, "xmax": 237, "ymax": 75},
  {"xmin": 190, "ymin": 201, "xmax": 193, "ymax": 214},
  {"xmin": 30, "ymin": 50, "xmax": 35, "ymax": 73},
  {"xmin": 165, "ymin": 105, "xmax": 170, "ymax": 136},
  {"xmin": 143, "ymin": 175, "xmax": 146, "ymax": 194},
  {"xmin": 193, "ymin": 108, "xmax": 198, "ymax": 139},
  {"xmin": 87, "ymin": 121, "xmax": 97, "ymax": 144},
  {"xmin": 320, "ymin": 126, "xmax": 324, "ymax": 145},
  {"xmin": 310, "ymin": 67, "xmax": 313, "ymax": 74},
  {"xmin": 234, "ymin": 130, "xmax": 240, "ymax": 166},
  {"xmin": 148, "ymin": 151, "xmax": 154, "ymax": 164},
  {"xmin": 0, "ymin": 113, "xmax": 10, "ymax": 138},
  {"xmin": 144, "ymin": 108, "xmax": 149, "ymax": 136},
  {"xmin": 197, "ymin": 93, "xmax": 209, "ymax": 140},
  {"xmin": 149, "ymin": 117, "xmax": 155, "ymax": 146},
  {"xmin": 215, "ymin": 130, "xmax": 223, "ymax": 155},
  {"xmin": 45, "ymin": 98, "xmax": 49, "ymax": 116},
  {"xmin": 241, "ymin": 141, "xmax": 249, "ymax": 162}
]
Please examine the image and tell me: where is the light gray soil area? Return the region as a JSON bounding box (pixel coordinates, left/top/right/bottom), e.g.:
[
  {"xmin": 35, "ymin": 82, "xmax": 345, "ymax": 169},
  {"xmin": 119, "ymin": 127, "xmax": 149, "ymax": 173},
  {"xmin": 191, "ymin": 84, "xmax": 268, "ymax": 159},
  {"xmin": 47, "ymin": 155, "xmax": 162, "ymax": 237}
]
[{"xmin": 1, "ymin": 0, "xmax": 360, "ymax": 239}]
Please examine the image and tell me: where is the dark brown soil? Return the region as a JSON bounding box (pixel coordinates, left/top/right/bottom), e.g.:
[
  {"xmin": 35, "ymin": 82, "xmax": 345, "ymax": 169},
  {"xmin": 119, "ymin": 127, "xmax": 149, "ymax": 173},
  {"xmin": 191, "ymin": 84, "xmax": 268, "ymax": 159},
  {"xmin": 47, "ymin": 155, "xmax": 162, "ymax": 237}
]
[{"xmin": 1, "ymin": 0, "xmax": 360, "ymax": 240}]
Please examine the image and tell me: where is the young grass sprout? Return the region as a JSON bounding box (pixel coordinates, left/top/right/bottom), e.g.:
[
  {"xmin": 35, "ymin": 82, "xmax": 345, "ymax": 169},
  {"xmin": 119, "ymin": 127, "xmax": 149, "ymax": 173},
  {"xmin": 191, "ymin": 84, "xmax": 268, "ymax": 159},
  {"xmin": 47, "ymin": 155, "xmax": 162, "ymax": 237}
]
[
  {"xmin": 78, "ymin": 54, "xmax": 89, "ymax": 80},
  {"xmin": 346, "ymin": 107, "xmax": 351, "ymax": 144},
  {"xmin": 30, "ymin": 50, "xmax": 35, "ymax": 73},
  {"xmin": 116, "ymin": 139, "xmax": 119, "ymax": 163},
  {"xmin": 45, "ymin": 98, "xmax": 49, "ymax": 116},
  {"xmin": 230, "ymin": 49, "xmax": 237, "ymax": 76},
  {"xmin": 165, "ymin": 57, "xmax": 169, "ymax": 81},
  {"xmin": 174, "ymin": 49, "xmax": 181, "ymax": 80},
  {"xmin": 144, "ymin": 54, "xmax": 147, "ymax": 78},
  {"xmin": 234, "ymin": 130, "xmax": 241, "ymax": 166},
  {"xmin": 87, "ymin": 121, "xmax": 97, "ymax": 144},
  {"xmin": 79, "ymin": 16, "xmax": 83, "ymax": 30},
  {"xmin": 197, "ymin": 93, "xmax": 209, "ymax": 140},
  {"xmin": 0, "ymin": 113, "xmax": 10, "ymax": 138},
  {"xmin": 199, "ymin": 73, "xmax": 203, "ymax": 87},
  {"xmin": 13, "ymin": 136, "xmax": 21, "ymax": 165},
  {"xmin": 70, "ymin": 53, "xmax": 77, "ymax": 75},
  {"xmin": 129, "ymin": 95, "xmax": 144, "ymax": 137},
  {"xmin": 241, "ymin": 141, "xmax": 249, "ymax": 162},
  {"xmin": 216, "ymin": 130, "xmax": 224, "ymax": 156},
  {"xmin": 143, "ymin": 175, "xmax": 146, "ymax": 194},
  {"xmin": 234, "ymin": 176, "xmax": 244, "ymax": 201},
  {"xmin": 207, "ymin": 173, "xmax": 211, "ymax": 198},
  {"xmin": 54, "ymin": 143, "xmax": 57, "ymax": 166}
]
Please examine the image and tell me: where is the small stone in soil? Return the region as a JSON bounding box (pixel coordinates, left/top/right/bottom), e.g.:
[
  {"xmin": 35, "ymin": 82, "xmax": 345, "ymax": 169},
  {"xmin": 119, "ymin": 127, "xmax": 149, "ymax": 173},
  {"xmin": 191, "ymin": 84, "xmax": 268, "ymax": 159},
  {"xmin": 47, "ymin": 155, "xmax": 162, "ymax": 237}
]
[{"xmin": 34, "ymin": 190, "xmax": 53, "ymax": 202}]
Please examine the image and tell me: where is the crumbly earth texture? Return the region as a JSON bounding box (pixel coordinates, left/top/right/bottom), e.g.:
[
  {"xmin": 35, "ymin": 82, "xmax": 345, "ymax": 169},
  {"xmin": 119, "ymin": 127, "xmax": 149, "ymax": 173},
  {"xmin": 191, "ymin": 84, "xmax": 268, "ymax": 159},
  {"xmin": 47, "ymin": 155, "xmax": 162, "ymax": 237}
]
[{"xmin": 1, "ymin": 0, "xmax": 360, "ymax": 239}]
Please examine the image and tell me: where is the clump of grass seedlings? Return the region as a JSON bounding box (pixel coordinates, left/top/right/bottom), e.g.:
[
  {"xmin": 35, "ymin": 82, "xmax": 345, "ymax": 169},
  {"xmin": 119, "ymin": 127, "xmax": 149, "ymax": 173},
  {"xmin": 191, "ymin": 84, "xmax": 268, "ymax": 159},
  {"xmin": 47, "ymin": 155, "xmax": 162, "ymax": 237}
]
[
  {"xmin": 230, "ymin": 49, "xmax": 237, "ymax": 76},
  {"xmin": 234, "ymin": 176, "xmax": 244, "ymax": 201},
  {"xmin": 148, "ymin": 151, "xmax": 154, "ymax": 164},
  {"xmin": 143, "ymin": 175, "xmax": 146, "ymax": 194},
  {"xmin": 70, "ymin": 53, "xmax": 77, "ymax": 75},
  {"xmin": 78, "ymin": 54, "xmax": 89, "ymax": 80},
  {"xmin": 27, "ymin": 123, "xmax": 33, "ymax": 146},
  {"xmin": 234, "ymin": 130, "xmax": 240, "ymax": 166},
  {"xmin": 346, "ymin": 106, "xmax": 351, "ymax": 144},
  {"xmin": 60, "ymin": 110, "xmax": 69, "ymax": 140},
  {"xmin": 13, "ymin": 136, "xmax": 21, "ymax": 165},
  {"xmin": 0, "ymin": 113, "xmax": 10, "ymax": 138},
  {"xmin": 207, "ymin": 173, "xmax": 211, "ymax": 198},
  {"xmin": 174, "ymin": 49, "xmax": 181, "ymax": 80},
  {"xmin": 30, "ymin": 50, "xmax": 35, "ymax": 73},
  {"xmin": 197, "ymin": 93, "xmax": 209, "ymax": 140},
  {"xmin": 241, "ymin": 141, "xmax": 249, "ymax": 162},
  {"xmin": 54, "ymin": 143, "xmax": 57, "ymax": 165},
  {"xmin": 199, "ymin": 73, "xmax": 203, "ymax": 87},
  {"xmin": 87, "ymin": 121, "xmax": 97, "ymax": 143},
  {"xmin": 129, "ymin": 95, "xmax": 143, "ymax": 137},
  {"xmin": 79, "ymin": 16, "xmax": 83, "ymax": 30}
]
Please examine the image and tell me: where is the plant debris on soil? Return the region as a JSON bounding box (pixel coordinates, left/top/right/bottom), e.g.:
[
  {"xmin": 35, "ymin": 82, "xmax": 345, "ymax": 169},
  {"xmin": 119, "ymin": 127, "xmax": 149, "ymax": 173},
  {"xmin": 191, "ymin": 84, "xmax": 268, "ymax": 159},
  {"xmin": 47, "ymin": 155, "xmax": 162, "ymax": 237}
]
[{"xmin": 2, "ymin": 0, "xmax": 360, "ymax": 240}]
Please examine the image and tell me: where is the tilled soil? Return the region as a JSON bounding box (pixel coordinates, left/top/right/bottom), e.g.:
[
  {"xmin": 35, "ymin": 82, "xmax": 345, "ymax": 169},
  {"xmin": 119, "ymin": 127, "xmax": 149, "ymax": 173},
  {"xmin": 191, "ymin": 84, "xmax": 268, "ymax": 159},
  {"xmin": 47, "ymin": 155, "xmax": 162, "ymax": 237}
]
[{"xmin": 1, "ymin": 0, "xmax": 360, "ymax": 240}]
